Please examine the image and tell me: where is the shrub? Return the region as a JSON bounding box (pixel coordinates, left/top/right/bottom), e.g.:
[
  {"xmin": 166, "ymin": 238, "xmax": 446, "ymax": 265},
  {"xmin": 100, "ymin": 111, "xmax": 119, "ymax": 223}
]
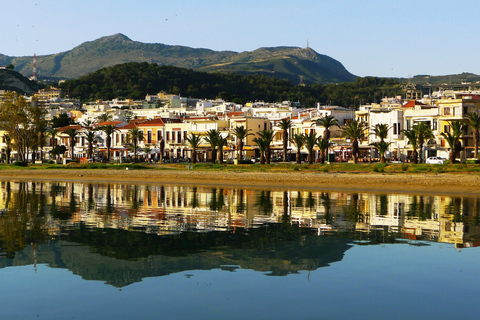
[
  {"xmin": 13, "ymin": 161, "xmax": 28, "ymax": 167},
  {"xmin": 401, "ymin": 163, "xmax": 409, "ymax": 172}
]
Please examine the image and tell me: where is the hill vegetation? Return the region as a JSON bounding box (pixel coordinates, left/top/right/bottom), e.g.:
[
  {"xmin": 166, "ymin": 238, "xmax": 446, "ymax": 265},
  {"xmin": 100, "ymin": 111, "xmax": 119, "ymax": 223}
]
[
  {"xmin": 0, "ymin": 33, "xmax": 355, "ymax": 85},
  {"xmin": 59, "ymin": 62, "xmax": 403, "ymax": 106},
  {"xmin": 0, "ymin": 69, "xmax": 38, "ymax": 94}
]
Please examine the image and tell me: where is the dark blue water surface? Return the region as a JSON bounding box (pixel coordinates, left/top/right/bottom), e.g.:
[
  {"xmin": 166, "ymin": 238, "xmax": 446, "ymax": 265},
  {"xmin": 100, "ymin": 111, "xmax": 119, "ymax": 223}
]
[{"xmin": 0, "ymin": 180, "xmax": 478, "ymax": 319}]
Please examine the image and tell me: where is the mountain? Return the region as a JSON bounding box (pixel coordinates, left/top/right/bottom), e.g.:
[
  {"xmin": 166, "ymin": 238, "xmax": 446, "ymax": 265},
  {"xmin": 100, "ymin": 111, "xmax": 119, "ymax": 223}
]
[
  {"xmin": 0, "ymin": 68, "xmax": 38, "ymax": 94},
  {"xmin": 0, "ymin": 33, "xmax": 356, "ymax": 84}
]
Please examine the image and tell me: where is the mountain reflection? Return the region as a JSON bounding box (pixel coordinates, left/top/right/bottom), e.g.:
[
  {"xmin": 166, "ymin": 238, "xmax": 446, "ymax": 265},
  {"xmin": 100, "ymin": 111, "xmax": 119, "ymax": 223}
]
[{"xmin": 1, "ymin": 180, "xmax": 480, "ymax": 287}]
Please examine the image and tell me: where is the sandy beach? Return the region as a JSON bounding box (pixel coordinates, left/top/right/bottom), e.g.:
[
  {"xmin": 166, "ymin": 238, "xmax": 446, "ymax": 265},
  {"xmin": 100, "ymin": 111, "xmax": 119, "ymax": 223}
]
[{"xmin": 0, "ymin": 168, "xmax": 479, "ymax": 195}]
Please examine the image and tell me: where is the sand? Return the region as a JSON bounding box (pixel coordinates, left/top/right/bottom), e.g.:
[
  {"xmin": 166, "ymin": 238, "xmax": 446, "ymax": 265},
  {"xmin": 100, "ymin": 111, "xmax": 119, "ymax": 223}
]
[{"xmin": 0, "ymin": 168, "xmax": 479, "ymax": 195}]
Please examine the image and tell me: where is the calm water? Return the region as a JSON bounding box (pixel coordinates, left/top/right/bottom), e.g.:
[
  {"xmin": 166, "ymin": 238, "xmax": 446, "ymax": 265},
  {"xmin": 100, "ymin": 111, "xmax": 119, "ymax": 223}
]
[{"xmin": 0, "ymin": 180, "xmax": 479, "ymax": 319}]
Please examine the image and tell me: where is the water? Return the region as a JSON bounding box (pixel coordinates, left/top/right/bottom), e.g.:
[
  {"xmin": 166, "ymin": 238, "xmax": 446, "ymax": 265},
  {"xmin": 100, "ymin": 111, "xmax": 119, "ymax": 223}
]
[{"xmin": 0, "ymin": 180, "xmax": 479, "ymax": 319}]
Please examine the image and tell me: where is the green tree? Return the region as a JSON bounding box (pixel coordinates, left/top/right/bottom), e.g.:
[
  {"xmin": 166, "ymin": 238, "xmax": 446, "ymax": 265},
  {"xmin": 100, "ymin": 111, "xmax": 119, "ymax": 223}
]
[
  {"xmin": 231, "ymin": 125, "xmax": 253, "ymax": 160},
  {"xmin": 256, "ymin": 129, "xmax": 274, "ymax": 164},
  {"xmin": 96, "ymin": 113, "xmax": 112, "ymax": 123},
  {"xmin": 402, "ymin": 128, "xmax": 419, "ymax": 164},
  {"xmin": 51, "ymin": 113, "xmax": 74, "ymax": 128},
  {"xmin": 316, "ymin": 137, "xmax": 333, "ymax": 164},
  {"xmin": 185, "ymin": 133, "xmax": 203, "ymax": 164},
  {"xmin": 216, "ymin": 135, "xmax": 229, "ymax": 164},
  {"xmin": 204, "ymin": 129, "xmax": 220, "ymax": 163},
  {"xmin": 101, "ymin": 124, "xmax": 119, "ymax": 162},
  {"xmin": 304, "ymin": 131, "xmax": 317, "ymax": 164},
  {"xmin": 315, "ymin": 115, "xmax": 339, "ymax": 161},
  {"xmin": 278, "ymin": 118, "xmax": 293, "ymax": 162},
  {"xmin": 64, "ymin": 128, "xmax": 79, "ymax": 159},
  {"xmin": 440, "ymin": 120, "xmax": 465, "ymax": 163},
  {"xmin": 464, "ymin": 112, "xmax": 480, "ymax": 159},
  {"xmin": 370, "ymin": 141, "xmax": 392, "ymax": 164},
  {"xmin": 290, "ymin": 133, "xmax": 305, "ymax": 164},
  {"xmin": 253, "ymin": 135, "xmax": 270, "ymax": 165},
  {"xmin": 2, "ymin": 134, "xmax": 12, "ymax": 163},
  {"xmin": 127, "ymin": 127, "xmax": 143, "ymax": 161},
  {"xmin": 413, "ymin": 122, "xmax": 434, "ymax": 163},
  {"xmin": 84, "ymin": 130, "xmax": 97, "ymax": 160},
  {"xmin": 341, "ymin": 120, "xmax": 368, "ymax": 164},
  {"xmin": 371, "ymin": 123, "xmax": 390, "ymax": 142}
]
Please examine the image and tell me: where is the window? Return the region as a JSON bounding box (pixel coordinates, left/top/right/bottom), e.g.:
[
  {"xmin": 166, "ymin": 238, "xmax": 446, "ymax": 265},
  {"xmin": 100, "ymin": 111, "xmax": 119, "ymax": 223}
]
[
  {"xmin": 432, "ymin": 121, "xmax": 437, "ymax": 131},
  {"xmin": 444, "ymin": 107, "xmax": 450, "ymax": 115},
  {"xmin": 406, "ymin": 120, "xmax": 411, "ymax": 131},
  {"xmin": 166, "ymin": 131, "xmax": 170, "ymax": 141},
  {"xmin": 147, "ymin": 131, "xmax": 152, "ymax": 144},
  {"xmin": 157, "ymin": 130, "xmax": 162, "ymax": 142},
  {"xmin": 444, "ymin": 125, "xmax": 450, "ymax": 133}
]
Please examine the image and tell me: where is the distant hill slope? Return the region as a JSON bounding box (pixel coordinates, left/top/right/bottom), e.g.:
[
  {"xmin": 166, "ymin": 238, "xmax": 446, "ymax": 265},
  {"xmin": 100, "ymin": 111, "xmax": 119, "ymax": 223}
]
[
  {"xmin": 0, "ymin": 33, "xmax": 356, "ymax": 85},
  {"xmin": 0, "ymin": 69, "xmax": 38, "ymax": 94},
  {"xmin": 409, "ymin": 72, "xmax": 480, "ymax": 86}
]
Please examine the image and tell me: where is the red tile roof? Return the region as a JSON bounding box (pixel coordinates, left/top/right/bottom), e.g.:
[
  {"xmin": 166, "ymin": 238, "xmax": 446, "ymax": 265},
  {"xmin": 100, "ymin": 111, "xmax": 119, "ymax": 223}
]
[{"xmin": 402, "ymin": 100, "xmax": 426, "ymax": 108}]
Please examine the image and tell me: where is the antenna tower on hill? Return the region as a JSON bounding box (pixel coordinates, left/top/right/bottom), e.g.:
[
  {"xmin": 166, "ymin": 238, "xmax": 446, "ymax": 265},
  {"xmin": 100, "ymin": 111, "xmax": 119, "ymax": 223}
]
[{"xmin": 32, "ymin": 53, "xmax": 37, "ymax": 81}]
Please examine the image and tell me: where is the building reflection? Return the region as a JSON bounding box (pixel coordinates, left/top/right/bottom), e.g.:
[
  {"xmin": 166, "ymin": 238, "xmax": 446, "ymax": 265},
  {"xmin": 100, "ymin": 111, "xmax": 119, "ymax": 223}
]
[{"xmin": 1, "ymin": 180, "xmax": 480, "ymax": 251}]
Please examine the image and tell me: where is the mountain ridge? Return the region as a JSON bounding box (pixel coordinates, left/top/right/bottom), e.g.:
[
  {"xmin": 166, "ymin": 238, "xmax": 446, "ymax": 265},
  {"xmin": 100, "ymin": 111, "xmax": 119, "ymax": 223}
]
[{"xmin": 0, "ymin": 33, "xmax": 356, "ymax": 84}]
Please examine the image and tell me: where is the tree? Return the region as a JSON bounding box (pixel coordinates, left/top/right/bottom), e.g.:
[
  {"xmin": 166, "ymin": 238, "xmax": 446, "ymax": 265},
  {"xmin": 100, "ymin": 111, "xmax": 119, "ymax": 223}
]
[
  {"xmin": 2, "ymin": 134, "xmax": 12, "ymax": 163},
  {"xmin": 256, "ymin": 129, "xmax": 274, "ymax": 164},
  {"xmin": 370, "ymin": 141, "xmax": 392, "ymax": 164},
  {"xmin": 232, "ymin": 125, "xmax": 253, "ymax": 160},
  {"xmin": 64, "ymin": 128, "xmax": 79, "ymax": 159},
  {"xmin": 316, "ymin": 137, "xmax": 333, "ymax": 164},
  {"xmin": 253, "ymin": 135, "xmax": 270, "ymax": 164},
  {"xmin": 204, "ymin": 129, "xmax": 220, "ymax": 163},
  {"xmin": 441, "ymin": 131, "xmax": 459, "ymax": 164},
  {"xmin": 371, "ymin": 123, "xmax": 390, "ymax": 142},
  {"xmin": 0, "ymin": 92, "xmax": 45, "ymax": 162},
  {"xmin": 101, "ymin": 124, "xmax": 119, "ymax": 162},
  {"xmin": 216, "ymin": 135, "xmax": 229, "ymax": 164},
  {"xmin": 341, "ymin": 120, "xmax": 368, "ymax": 164},
  {"xmin": 84, "ymin": 130, "xmax": 97, "ymax": 160},
  {"xmin": 96, "ymin": 113, "xmax": 112, "ymax": 123},
  {"xmin": 315, "ymin": 115, "xmax": 339, "ymax": 161},
  {"xmin": 402, "ymin": 128, "xmax": 419, "ymax": 164},
  {"xmin": 278, "ymin": 118, "xmax": 292, "ymax": 162},
  {"xmin": 185, "ymin": 133, "xmax": 203, "ymax": 164},
  {"xmin": 464, "ymin": 112, "xmax": 480, "ymax": 159},
  {"xmin": 126, "ymin": 127, "xmax": 143, "ymax": 161},
  {"xmin": 413, "ymin": 122, "xmax": 433, "ymax": 163},
  {"xmin": 51, "ymin": 113, "xmax": 74, "ymax": 128},
  {"xmin": 290, "ymin": 133, "xmax": 305, "ymax": 164},
  {"xmin": 440, "ymin": 120, "xmax": 465, "ymax": 163},
  {"xmin": 304, "ymin": 131, "xmax": 317, "ymax": 164}
]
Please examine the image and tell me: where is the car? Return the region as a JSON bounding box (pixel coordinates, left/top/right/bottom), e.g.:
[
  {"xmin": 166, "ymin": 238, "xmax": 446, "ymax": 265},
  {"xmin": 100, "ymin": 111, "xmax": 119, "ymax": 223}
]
[{"xmin": 426, "ymin": 156, "xmax": 445, "ymax": 164}]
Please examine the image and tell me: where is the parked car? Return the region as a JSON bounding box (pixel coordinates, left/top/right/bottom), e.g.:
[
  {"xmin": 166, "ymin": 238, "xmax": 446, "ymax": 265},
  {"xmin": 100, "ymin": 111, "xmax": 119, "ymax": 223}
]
[{"xmin": 426, "ymin": 157, "xmax": 445, "ymax": 164}]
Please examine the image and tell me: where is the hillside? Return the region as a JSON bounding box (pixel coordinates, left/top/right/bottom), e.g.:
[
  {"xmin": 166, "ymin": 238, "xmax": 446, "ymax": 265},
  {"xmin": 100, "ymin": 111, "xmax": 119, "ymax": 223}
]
[
  {"xmin": 0, "ymin": 34, "xmax": 356, "ymax": 85},
  {"xmin": 410, "ymin": 72, "xmax": 480, "ymax": 86},
  {"xmin": 0, "ymin": 69, "xmax": 38, "ymax": 94}
]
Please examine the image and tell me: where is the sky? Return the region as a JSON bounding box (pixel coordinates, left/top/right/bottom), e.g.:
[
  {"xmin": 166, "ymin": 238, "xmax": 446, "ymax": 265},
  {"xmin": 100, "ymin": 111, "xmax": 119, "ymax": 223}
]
[{"xmin": 2, "ymin": 0, "xmax": 480, "ymax": 78}]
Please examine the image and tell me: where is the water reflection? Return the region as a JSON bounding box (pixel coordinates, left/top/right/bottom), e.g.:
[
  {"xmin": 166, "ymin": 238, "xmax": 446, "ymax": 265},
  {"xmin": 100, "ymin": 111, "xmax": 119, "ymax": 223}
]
[{"xmin": 0, "ymin": 180, "xmax": 479, "ymax": 287}]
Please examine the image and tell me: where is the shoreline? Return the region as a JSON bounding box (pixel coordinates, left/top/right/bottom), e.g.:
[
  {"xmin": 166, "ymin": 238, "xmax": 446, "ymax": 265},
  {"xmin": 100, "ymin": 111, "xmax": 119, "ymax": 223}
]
[{"xmin": 0, "ymin": 168, "xmax": 479, "ymax": 195}]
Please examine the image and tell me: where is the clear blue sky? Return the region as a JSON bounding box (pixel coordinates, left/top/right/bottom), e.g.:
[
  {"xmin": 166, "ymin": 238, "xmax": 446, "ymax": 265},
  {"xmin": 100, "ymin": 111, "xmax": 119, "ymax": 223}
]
[{"xmin": 2, "ymin": 0, "xmax": 479, "ymax": 78}]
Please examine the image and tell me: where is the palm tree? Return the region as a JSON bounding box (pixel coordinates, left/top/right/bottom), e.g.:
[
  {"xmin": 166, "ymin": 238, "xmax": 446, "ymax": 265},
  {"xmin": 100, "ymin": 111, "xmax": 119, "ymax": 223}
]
[
  {"xmin": 402, "ymin": 128, "xmax": 419, "ymax": 164},
  {"xmin": 48, "ymin": 128, "xmax": 59, "ymax": 148},
  {"xmin": 252, "ymin": 136, "xmax": 269, "ymax": 164},
  {"xmin": 441, "ymin": 131, "xmax": 460, "ymax": 164},
  {"xmin": 316, "ymin": 137, "xmax": 333, "ymax": 164},
  {"xmin": 371, "ymin": 123, "xmax": 390, "ymax": 142},
  {"xmin": 316, "ymin": 115, "xmax": 339, "ymax": 161},
  {"xmin": 127, "ymin": 127, "xmax": 143, "ymax": 161},
  {"xmin": 185, "ymin": 133, "xmax": 203, "ymax": 164},
  {"xmin": 304, "ymin": 131, "xmax": 317, "ymax": 164},
  {"xmin": 341, "ymin": 120, "xmax": 368, "ymax": 164},
  {"xmin": 84, "ymin": 130, "xmax": 97, "ymax": 160},
  {"xmin": 442, "ymin": 120, "xmax": 465, "ymax": 163},
  {"xmin": 204, "ymin": 129, "xmax": 220, "ymax": 163},
  {"xmin": 278, "ymin": 118, "xmax": 292, "ymax": 162},
  {"xmin": 96, "ymin": 113, "xmax": 112, "ymax": 123},
  {"xmin": 315, "ymin": 115, "xmax": 339, "ymax": 140},
  {"xmin": 464, "ymin": 112, "xmax": 480, "ymax": 159},
  {"xmin": 64, "ymin": 128, "xmax": 79, "ymax": 159},
  {"xmin": 290, "ymin": 133, "xmax": 305, "ymax": 164},
  {"xmin": 216, "ymin": 135, "xmax": 229, "ymax": 164},
  {"xmin": 232, "ymin": 125, "xmax": 252, "ymax": 160},
  {"xmin": 101, "ymin": 124, "xmax": 119, "ymax": 162},
  {"xmin": 256, "ymin": 129, "xmax": 274, "ymax": 164},
  {"xmin": 413, "ymin": 122, "xmax": 434, "ymax": 163},
  {"xmin": 370, "ymin": 141, "xmax": 392, "ymax": 164}
]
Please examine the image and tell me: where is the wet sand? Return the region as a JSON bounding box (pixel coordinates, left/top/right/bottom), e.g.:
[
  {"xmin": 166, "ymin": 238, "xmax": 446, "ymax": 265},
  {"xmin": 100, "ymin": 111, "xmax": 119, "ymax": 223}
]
[{"xmin": 0, "ymin": 168, "xmax": 479, "ymax": 195}]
